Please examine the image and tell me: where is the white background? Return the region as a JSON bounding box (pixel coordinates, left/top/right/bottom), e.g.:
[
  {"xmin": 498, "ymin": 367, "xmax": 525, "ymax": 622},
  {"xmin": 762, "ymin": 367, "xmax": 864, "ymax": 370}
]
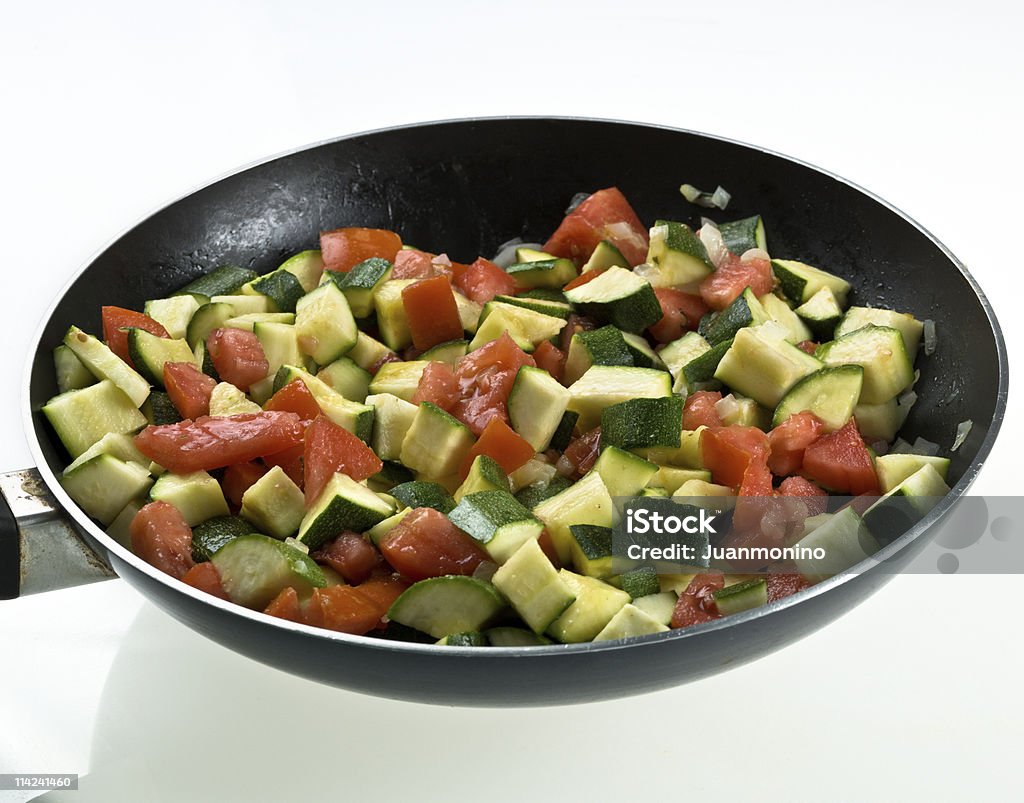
[{"xmin": 1, "ymin": 1, "xmax": 1021, "ymax": 800}]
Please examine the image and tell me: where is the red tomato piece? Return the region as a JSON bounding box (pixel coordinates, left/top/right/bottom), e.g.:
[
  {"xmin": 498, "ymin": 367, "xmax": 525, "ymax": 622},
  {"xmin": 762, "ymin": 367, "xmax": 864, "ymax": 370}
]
[
  {"xmin": 320, "ymin": 227, "xmax": 402, "ymax": 272},
  {"xmin": 460, "ymin": 417, "xmax": 535, "ymax": 479},
  {"xmin": 402, "ymin": 275, "xmax": 464, "ymax": 351},
  {"xmin": 101, "ymin": 306, "xmax": 168, "ymax": 366},
  {"xmin": 543, "ymin": 188, "xmax": 649, "ymax": 267},
  {"xmin": 130, "ymin": 501, "xmax": 194, "ymax": 580},
  {"xmin": 206, "ymin": 327, "xmax": 269, "ymax": 392},
  {"xmin": 134, "ymin": 411, "xmax": 305, "ymax": 474},
  {"xmin": 163, "ymin": 361, "xmax": 217, "ymax": 420},
  {"xmin": 683, "ymin": 390, "xmax": 723, "ymax": 430},
  {"xmin": 369, "ymin": 351, "xmax": 401, "ymax": 375},
  {"xmin": 796, "ymin": 340, "xmax": 819, "ymax": 356},
  {"xmin": 538, "ymin": 528, "xmax": 561, "ymax": 568},
  {"xmin": 767, "ymin": 411, "xmax": 825, "ymax": 476},
  {"xmin": 453, "ymin": 257, "xmax": 517, "ymax": 304},
  {"xmin": 312, "ymin": 531, "xmax": 382, "ymax": 585},
  {"xmin": 670, "ymin": 572, "xmax": 725, "ymax": 628},
  {"xmin": 649, "ymin": 288, "xmax": 709, "ymax": 344},
  {"xmin": 701, "ymin": 426, "xmax": 770, "ymax": 489},
  {"xmin": 779, "ymin": 475, "xmax": 828, "ymax": 516},
  {"xmin": 263, "ymin": 443, "xmax": 305, "ymax": 488},
  {"xmin": 379, "ymin": 507, "xmax": 489, "ymax": 582},
  {"xmin": 302, "ymin": 585, "xmax": 382, "ymax": 635},
  {"xmin": 264, "ymin": 586, "xmax": 302, "ymax": 622},
  {"xmin": 303, "ymin": 415, "xmax": 383, "ymax": 505},
  {"xmin": 532, "ymin": 340, "xmax": 566, "ymax": 383},
  {"xmin": 451, "ymin": 332, "xmax": 536, "ymax": 435},
  {"xmin": 766, "ymin": 571, "xmax": 812, "ymax": 603},
  {"xmin": 562, "ymin": 270, "xmax": 602, "ymax": 292},
  {"xmin": 731, "ymin": 458, "xmax": 776, "ymax": 535},
  {"xmin": 222, "ymin": 461, "xmax": 268, "ymax": 508},
  {"xmin": 412, "ymin": 361, "xmax": 459, "ymax": 411},
  {"xmin": 391, "ymin": 249, "xmax": 436, "ymax": 279},
  {"xmin": 181, "ymin": 562, "xmax": 229, "ymax": 600},
  {"xmin": 353, "ymin": 574, "xmax": 410, "ymax": 627},
  {"xmin": 264, "ymin": 379, "xmax": 321, "ymax": 421},
  {"xmin": 563, "ymin": 427, "xmax": 601, "ymax": 476},
  {"xmin": 699, "ymin": 254, "xmax": 775, "ymax": 311},
  {"xmin": 802, "ymin": 418, "xmax": 880, "ymax": 495},
  {"xmin": 558, "ymin": 313, "xmax": 597, "ymax": 354}
]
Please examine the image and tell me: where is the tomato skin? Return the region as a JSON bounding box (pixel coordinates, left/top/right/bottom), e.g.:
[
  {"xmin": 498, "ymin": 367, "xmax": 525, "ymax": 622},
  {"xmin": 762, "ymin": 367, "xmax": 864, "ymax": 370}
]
[
  {"xmin": 453, "ymin": 257, "xmax": 516, "ymax": 304},
  {"xmin": 264, "ymin": 586, "xmax": 302, "ymax": 622},
  {"xmin": 451, "ymin": 332, "xmax": 535, "ymax": 436},
  {"xmin": 102, "ymin": 306, "xmax": 168, "ymax": 366},
  {"xmin": 682, "ymin": 390, "xmax": 723, "ymax": 430},
  {"xmin": 391, "ymin": 249, "xmax": 436, "ymax": 279},
  {"xmin": 563, "ymin": 427, "xmax": 601, "ymax": 476},
  {"xmin": 412, "ymin": 361, "xmax": 458, "ymax": 411},
  {"xmin": 302, "ymin": 585, "xmax": 382, "ymax": 635},
  {"xmin": 163, "ymin": 361, "xmax": 217, "ymax": 420},
  {"xmin": 699, "ymin": 254, "xmax": 774, "ymax": 311},
  {"xmin": 311, "ymin": 531, "xmax": 382, "ymax": 584},
  {"xmin": 181, "ymin": 562, "xmax": 229, "ymax": 600},
  {"xmin": 731, "ymin": 459, "xmax": 776, "ymax": 534},
  {"xmin": 460, "ymin": 417, "xmax": 535, "ymax": 479},
  {"xmin": 767, "ymin": 411, "xmax": 825, "ymax": 476},
  {"xmin": 264, "ymin": 379, "xmax": 321, "ymax": 421},
  {"xmin": 263, "ymin": 443, "xmax": 305, "ymax": 488},
  {"xmin": 802, "ymin": 418, "xmax": 880, "ymax": 495},
  {"xmin": 379, "ymin": 507, "xmax": 489, "ymax": 582},
  {"xmin": 671, "ymin": 572, "xmax": 724, "ymax": 628},
  {"xmin": 206, "ymin": 327, "xmax": 269, "ymax": 392},
  {"xmin": 353, "ymin": 573, "xmax": 409, "ymax": 628},
  {"xmin": 320, "ymin": 227, "xmax": 402, "ymax": 272},
  {"xmin": 558, "ymin": 313, "xmax": 597, "ymax": 354},
  {"xmin": 649, "ymin": 288, "xmax": 708, "ymax": 343},
  {"xmin": 766, "ymin": 571, "xmax": 812, "ymax": 603},
  {"xmin": 369, "ymin": 351, "xmax": 401, "ymax": 375},
  {"xmin": 402, "ymin": 275, "xmax": 464, "ymax": 351},
  {"xmin": 222, "ymin": 461, "xmax": 268, "ymax": 508},
  {"xmin": 532, "ymin": 340, "xmax": 566, "ymax": 383},
  {"xmin": 701, "ymin": 426, "xmax": 770, "ymax": 489},
  {"xmin": 134, "ymin": 411, "xmax": 305, "ymax": 474},
  {"xmin": 537, "ymin": 528, "xmax": 561, "ymax": 568},
  {"xmin": 562, "ymin": 270, "xmax": 602, "ymax": 292},
  {"xmin": 543, "ymin": 188, "xmax": 649, "ymax": 267},
  {"xmin": 779, "ymin": 475, "xmax": 828, "ymax": 516},
  {"xmin": 303, "ymin": 415, "xmax": 383, "ymax": 505},
  {"xmin": 130, "ymin": 501, "xmax": 195, "ymax": 580},
  {"xmin": 796, "ymin": 340, "xmax": 819, "ymax": 356}
]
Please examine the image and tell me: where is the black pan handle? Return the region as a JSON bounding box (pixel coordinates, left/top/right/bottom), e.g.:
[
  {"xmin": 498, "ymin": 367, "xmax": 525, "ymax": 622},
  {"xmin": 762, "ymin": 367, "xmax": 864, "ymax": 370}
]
[{"xmin": 0, "ymin": 468, "xmax": 116, "ymax": 599}]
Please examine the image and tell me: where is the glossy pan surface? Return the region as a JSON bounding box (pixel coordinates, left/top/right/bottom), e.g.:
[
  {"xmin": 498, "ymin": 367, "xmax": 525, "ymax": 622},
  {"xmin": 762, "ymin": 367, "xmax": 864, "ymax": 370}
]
[{"xmin": 24, "ymin": 118, "xmax": 1008, "ymax": 706}]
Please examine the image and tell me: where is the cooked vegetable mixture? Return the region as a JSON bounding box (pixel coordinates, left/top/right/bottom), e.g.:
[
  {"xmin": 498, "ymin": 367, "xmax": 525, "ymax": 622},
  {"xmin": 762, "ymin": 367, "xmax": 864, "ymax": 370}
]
[{"xmin": 46, "ymin": 188, "xmax": 950, "ymax": 645}]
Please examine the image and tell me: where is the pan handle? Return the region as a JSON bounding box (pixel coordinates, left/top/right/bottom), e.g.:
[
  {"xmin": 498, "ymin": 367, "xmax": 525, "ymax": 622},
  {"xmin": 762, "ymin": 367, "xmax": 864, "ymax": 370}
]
[{"xmin": 0, "ymin": 468, "xmax": 116, "ymax": 599}]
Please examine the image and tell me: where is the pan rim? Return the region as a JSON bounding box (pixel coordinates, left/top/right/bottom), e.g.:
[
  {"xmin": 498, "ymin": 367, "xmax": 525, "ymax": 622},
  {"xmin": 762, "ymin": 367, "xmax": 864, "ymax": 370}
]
[{"xmin": 22, "ymin": 115, "xmax": 1010, "ymax": 658}]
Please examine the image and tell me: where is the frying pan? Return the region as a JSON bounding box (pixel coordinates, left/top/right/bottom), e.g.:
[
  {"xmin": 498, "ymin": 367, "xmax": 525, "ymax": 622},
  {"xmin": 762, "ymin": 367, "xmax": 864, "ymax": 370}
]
[{"xmin": 0, "ymin": 118, "xmax": 1008, "ymax": 706}]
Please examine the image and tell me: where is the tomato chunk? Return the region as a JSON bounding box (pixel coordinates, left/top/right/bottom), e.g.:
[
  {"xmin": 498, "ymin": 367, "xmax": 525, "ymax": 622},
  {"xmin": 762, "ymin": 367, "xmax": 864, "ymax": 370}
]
[
  {"xmin": 134, "ymin": 411, "xmax": 305, "ymax": 474},
  {"xmin": 130, "ymin": 501, "xmax": 194, "ymax": 580},
  {"xmin": 802, "ymin": 418, "xmax": 880, "ymax": 495},
  {"xmin": 402, "ymin": 275, "xmax": 464, "ymax": 351},
  {"xmin": 683, "ymin": 390, "xmax": 723, "ymax": 430},
  {"xmin": 320, "ymin": 227, "xmax": 402, "ymax": 272},
  {"xmin": 206, "ymin": 327, "xmax": 269, "ymax": 392},
  {"xmin": 460, "ymin": 417, "xmax": 535, "ymax": 479},
  {"xmin": 453, "ymin": 257, "xmax": 516, "ymax": 304},
  {"xmin": 563, "ymin": 427, "xmax": 601, "ymax": 476},
  {"xmin": 766, "ymin": 571, "xmax": 812, "ymax": 603},
  {"xmin": 779, "ymin": 475, "xmax": 828, "ymax": 516},
  {"xmin": 181, "ymin": 562, "xmax": 229, "ymax": 600},
  {"xmin": 379, "ymin": 507, "xmax": 489, "ymax": 582},
  {"xmin": 649, "ymin": 289, "xmax": 709, "ymax": 344},
  {"xmin": 391, "ymin": 248, "xmax": 437, "ymax": 279},
  {"xmin": 699, "ymin": 254, "xmax": 774, "ymax": 311},
  {"xmin": 767, "ymin": 411, "xmax": 825, "ymax": 476},
  {"xmin": 451, "ymin": 332, "xmax": 535, "ymax": 436},
  {"xmin": 263, "ymin": 443, "xmax": 305, "ymax": 488},
  {"xmin": 353, "ymin": 573, "xmax": 410, "ymax": 627},
  {"xmin": 312, "ymin": 531, "xmax": 382, "ymax": 585},
  {"xmin": 264, "ymin": 379, "xmax": 321, "ymax": 421},
  {"xmin": 701, "ymin": 426, "xmax": 770, "ymax": 489},
  {"xmin": 163, "ymin": 361, "xmax": 217, "ymax": 420},
  {"xmin": 303, "ymin": 415, "xmax": 383, "ymax": 505},
  {"xmin": 543, "ymin": 188, "xmax": 649, "ymax": 267},
  {"xmin": 670, "ymin": 572, "xmax": 724, "ymax": 628},
  {"xmin": 101, "ymin": 306, "xmax": 168, "ymax": 366},
  {"xmin": 412, "ymin": 361, "xmax": 458, "ymax": 411},
  {"xmin": 796, "ymin": 340, "xmax": 819, "ymax": 356},
  {"xmin": 222, "ymin": 461, "xmax": 268, "ymax": 508},
  {"xmin": 532, "ymin": 340, "xmax": 566, "ymax": 383},
  {"xmin": 302, "ymin": 585, "xmax": 382, "ymax": 635},
  {"xmin": 264, "ymin": 586, "xmax": 302, "ymax": 622}
]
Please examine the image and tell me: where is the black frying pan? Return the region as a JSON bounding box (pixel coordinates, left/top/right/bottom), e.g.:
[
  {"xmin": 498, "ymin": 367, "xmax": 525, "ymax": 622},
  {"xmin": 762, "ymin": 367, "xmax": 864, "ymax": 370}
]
[{"xmin": 1, "ymin": 118, "xmax": 1008, "ymax": 706}]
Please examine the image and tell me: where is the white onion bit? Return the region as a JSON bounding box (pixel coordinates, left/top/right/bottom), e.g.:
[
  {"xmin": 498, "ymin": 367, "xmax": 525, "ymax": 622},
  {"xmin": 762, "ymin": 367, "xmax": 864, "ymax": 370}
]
[
  {"xmin": 698, "ymin": 224, "xmax": 730, "ymax": 268},
  {"xmin": 710, "ymin": 185, "xmax": 731, "ymax": 210},
  {"xmin": 923, "ymin": 319, "xmax": 937, "ymax": 356},
  {"xmin": 912, "ymin": 436, "xmax": 940, "ymax": 456},
  {"xmin": 952, "ymin": 420, "xmax": 973, "ymax": 452},
  {"xmin": 740, "ymin": 247, "xmax": 771, "ymax": 263}
]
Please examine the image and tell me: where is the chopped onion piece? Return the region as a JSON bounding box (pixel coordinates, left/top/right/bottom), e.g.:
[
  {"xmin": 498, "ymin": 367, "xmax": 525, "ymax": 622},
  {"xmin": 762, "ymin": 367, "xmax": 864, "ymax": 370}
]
[
  {"xmin": 912, "ymin": 436, "xmax": 940, "ymax": 456},
  {"xmin": 491, "ymin": 238, "xmax": 541, "ymax": 268},
  {"xmin": 870, "ymin": 439, "xmax": 890, "ymax": 456},
  {"xmin": 714, "ymin": 393, "xmax": 742, "ymax": 421},
  {"xmin": 890, "ymin": 437, "xmax": 913, "ymax": 454},
  {"xmin": 432, "ymin": 253, "xmax": 452, "ymax": 268},
  {"xmin": 698, "ymin": 224, "xmax": 729, "ymax": 268},
  {"xmin": 700, "ymin": 216, "xmax": 719, "ymax": 230},
  {"xmin": 952, "ymin": 420, "xmax": 973, "ymax": 452},
  {"xmin": 680, "ymin": 184, "xmax": 702, "ymax": 203},
  {"xmin": 680, "ymin": 183, "xmax": 731, "ymax": 210},
  {"xmin": 473, "ymin": 561, "xmax": 498, "ymax": 583},
  {"xmin": 566, "ymin": 192, "xmax": 590, "ymax": 215},
  {"xmin": 740, "ymin": 247, "xmax": 770, "ymax": 263},
  {"xmin": 710, "ymin": 186, "xmax": 731, "ymax": 210},
  {"xmin": 556, "ymin": 454, "xmax": 576, "ymax": 477},
  {"xmin": 923, "ymin": 319, "xmax": 937, "ymax": 355},
  {"xmin": 284, "ymin": 536, "xmax": 309, "ymax": 555}
]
